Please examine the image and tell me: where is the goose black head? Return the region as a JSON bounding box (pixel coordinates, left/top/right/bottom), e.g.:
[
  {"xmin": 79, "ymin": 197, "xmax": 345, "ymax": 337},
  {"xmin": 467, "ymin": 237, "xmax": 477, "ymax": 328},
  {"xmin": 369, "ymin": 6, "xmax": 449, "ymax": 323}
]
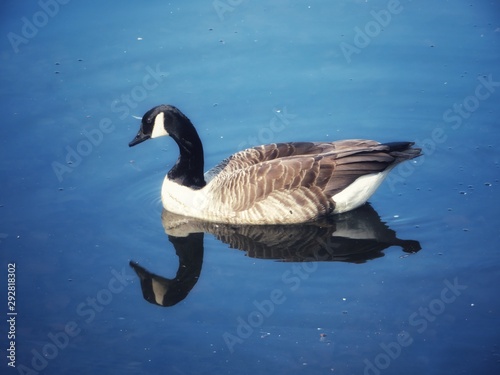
[
  {"xmin": 129, "ymin": 104, "xmax": 205, "ymax": 188},
  {"xmin": 129, "ymin": 105, "xmax": 191, "ymax": 147}
]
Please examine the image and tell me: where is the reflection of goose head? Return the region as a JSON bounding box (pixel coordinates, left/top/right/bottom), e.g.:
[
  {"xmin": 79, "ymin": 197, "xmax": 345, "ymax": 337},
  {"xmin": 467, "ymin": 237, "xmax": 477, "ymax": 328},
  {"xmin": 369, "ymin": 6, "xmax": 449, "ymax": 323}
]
[
  {"xmin": 129, "ymin": 262, "xmax": 172, "ymax": 306},
  {"xmin": 130, "ymin": 233, "xmax": 203, "ymax": 307},
  {"xmin": 130, "ymin": 205, "xmax": 421, "ymax": 307}
]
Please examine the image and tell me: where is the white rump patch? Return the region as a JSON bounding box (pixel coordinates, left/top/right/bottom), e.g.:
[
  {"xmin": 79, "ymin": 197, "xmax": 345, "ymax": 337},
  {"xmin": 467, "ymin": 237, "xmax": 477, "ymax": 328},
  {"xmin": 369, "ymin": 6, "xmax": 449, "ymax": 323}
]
[{"xmin": 332, "ymin": 170, "xmax": 391, "ymax": 213}]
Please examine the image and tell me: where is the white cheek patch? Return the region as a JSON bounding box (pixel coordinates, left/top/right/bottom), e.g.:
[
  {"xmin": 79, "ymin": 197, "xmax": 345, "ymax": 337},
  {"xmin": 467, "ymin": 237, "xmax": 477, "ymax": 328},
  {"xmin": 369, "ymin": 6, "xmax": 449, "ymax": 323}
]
[{"xmin": 151, "ymin": 112, "xmax": 169, "ymax": 138}]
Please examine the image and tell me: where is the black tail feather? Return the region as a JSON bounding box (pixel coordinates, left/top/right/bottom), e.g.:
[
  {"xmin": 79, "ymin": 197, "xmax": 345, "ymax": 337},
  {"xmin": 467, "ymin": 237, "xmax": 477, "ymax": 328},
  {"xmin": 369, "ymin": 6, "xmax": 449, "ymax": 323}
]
[
  {"xmin": 380, "ymin": 141, "xmax": 422, "ymax": 162},
  {"xmin": 381, "ymin": 141, "xmax": 414, "ymax": 152}
]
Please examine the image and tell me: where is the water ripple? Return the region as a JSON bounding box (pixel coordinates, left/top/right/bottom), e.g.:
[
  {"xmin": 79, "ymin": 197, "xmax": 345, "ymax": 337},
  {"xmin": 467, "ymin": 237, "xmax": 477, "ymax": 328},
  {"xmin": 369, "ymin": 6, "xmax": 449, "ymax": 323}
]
[{"xmin": 123, "ymin": 171, "xmax": 163, "ymax": 224}]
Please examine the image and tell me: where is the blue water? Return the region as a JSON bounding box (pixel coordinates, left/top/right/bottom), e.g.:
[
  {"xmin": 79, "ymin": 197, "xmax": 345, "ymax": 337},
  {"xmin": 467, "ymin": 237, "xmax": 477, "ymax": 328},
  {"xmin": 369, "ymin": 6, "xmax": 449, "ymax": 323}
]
[{"xmin": 1, "ymin": 1, "xmax": 500, "ymax": 374}]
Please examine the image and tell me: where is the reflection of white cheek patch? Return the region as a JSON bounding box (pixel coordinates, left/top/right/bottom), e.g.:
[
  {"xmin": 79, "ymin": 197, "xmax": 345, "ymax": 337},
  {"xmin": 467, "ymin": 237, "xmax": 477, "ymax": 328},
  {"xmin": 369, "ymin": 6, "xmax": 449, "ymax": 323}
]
[
  {"xmin": 152, "ymin": 279, "xmax": 168, "ymax": 305},
  {"xmin": 151, "ymin": 112, "xmax": 169, "ymax": 138}
]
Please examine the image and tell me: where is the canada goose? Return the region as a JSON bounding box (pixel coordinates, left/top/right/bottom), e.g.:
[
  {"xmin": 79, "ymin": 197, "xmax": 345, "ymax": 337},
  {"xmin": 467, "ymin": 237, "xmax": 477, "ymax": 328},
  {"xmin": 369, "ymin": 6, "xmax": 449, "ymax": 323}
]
[{"xmin": 129, "ymin": 105, "xmax": 421, "ymax": 224}]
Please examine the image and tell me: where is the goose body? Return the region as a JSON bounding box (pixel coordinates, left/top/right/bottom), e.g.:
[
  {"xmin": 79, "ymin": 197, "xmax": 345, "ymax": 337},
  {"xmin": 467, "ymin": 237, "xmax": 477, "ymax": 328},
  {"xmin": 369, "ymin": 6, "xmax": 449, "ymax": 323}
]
[{"xmin": 129, "ymin": 105, "xmax": 421, "ymax": 225}]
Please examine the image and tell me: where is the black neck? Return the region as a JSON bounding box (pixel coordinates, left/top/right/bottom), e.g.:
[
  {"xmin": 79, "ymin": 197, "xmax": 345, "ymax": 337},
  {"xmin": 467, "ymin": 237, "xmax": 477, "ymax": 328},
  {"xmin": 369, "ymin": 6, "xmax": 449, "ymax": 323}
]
[{"xmin": 167, "ymin": 123, "xmax": 206, "ymax": 189}]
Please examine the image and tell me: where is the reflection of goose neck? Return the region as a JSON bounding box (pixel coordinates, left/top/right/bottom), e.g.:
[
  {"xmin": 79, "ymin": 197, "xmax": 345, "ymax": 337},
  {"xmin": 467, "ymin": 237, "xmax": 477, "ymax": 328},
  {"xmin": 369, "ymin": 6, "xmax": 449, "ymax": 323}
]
[{"xmin": 169, "ymin": 233, "xmax": 204, "ymax": 287}]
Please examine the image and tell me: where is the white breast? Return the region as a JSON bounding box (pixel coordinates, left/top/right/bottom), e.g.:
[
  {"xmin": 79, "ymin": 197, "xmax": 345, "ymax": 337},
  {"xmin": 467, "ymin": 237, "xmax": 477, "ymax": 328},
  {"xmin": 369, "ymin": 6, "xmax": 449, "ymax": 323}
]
[
  {"xmin": 161, "ymin": 177, "xmax": 201, "ymax": 215},
  {"xmin": 161, "ymin": 177, "xmax": 233, "ymax": 221}
]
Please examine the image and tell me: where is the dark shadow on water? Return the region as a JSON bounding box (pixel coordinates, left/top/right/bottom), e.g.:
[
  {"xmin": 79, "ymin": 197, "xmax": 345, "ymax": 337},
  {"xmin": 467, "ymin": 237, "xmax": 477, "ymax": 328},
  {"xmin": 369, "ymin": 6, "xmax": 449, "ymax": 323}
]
[{"xmin": 130, "ymin": 204, "xmax": 421, "ymax": 307}]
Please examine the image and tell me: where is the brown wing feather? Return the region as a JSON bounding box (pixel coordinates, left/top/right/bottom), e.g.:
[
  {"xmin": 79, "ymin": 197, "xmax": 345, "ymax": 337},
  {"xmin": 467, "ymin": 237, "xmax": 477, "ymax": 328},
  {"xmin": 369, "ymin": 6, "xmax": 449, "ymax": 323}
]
[
  {"xmin": 207, "ymin": 140, "xmax": 420, "ymax": 214},
  {"xmin": 205, "ymin": 141, "xmax": 344, "ymax": 181}
]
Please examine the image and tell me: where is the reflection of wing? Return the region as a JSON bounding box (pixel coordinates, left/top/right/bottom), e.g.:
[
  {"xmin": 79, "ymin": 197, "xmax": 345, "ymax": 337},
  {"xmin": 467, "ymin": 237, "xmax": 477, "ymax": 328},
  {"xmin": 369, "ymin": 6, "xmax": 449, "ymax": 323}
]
[
  {"xmin": 162, "ymin": 204, "xmax": 421, "ymax": 262},
  {"xmin": 130, "ymin": 205, "xmax": 421, "ymax": 307}
]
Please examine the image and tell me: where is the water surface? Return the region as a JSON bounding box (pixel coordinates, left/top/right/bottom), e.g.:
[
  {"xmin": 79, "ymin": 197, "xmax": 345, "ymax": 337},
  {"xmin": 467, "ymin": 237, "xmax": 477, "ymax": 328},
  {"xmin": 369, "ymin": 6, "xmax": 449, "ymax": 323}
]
[{"xmin": 1, "ymin": 1, "xmax": 499, "ymax": 374}]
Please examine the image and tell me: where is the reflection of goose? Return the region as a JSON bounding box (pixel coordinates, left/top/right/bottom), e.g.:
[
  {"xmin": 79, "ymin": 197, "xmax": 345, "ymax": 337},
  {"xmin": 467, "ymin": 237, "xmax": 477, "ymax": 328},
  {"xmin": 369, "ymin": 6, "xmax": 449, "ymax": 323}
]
[
  {"xmin": 130, "ymin": 205, "xmax": 421, "ymax": 307},
  {"xmin": 129, "ymin": 105, "xmax": 422, "ymax": 224}
]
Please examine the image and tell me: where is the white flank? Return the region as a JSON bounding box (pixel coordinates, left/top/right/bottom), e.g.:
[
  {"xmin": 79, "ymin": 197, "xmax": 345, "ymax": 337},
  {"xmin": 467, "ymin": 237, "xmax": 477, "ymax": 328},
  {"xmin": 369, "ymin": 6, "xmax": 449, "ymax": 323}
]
[{"xmin": 332, "ymin": 169, "xmax": 391, "ymax": 214}]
